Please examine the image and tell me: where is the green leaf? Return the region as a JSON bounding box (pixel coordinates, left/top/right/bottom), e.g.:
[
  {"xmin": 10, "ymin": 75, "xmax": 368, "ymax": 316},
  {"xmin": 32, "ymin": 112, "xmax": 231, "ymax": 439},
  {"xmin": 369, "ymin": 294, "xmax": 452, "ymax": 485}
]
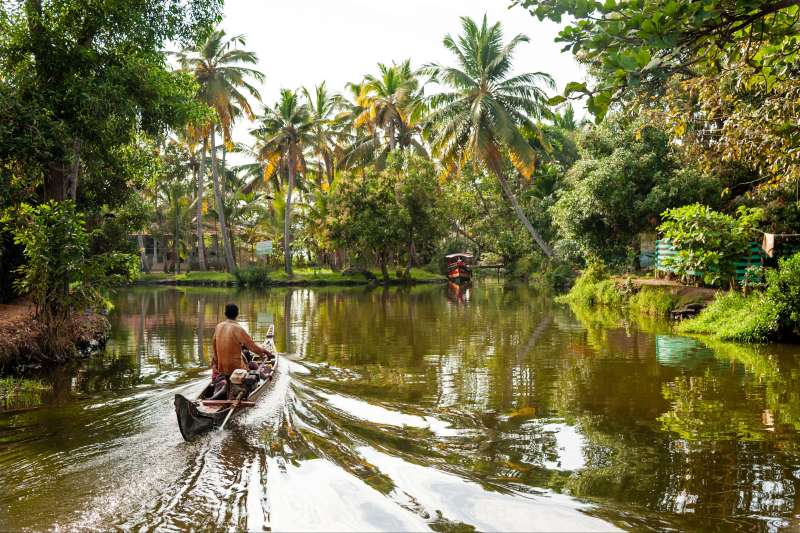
[
  {"xmin": 636, "ymin": 48, "xmax": 651, "ymax": 67},
  {"xmin": 564, "ymin": 81, "xmax": 588, "ymax": 95}
]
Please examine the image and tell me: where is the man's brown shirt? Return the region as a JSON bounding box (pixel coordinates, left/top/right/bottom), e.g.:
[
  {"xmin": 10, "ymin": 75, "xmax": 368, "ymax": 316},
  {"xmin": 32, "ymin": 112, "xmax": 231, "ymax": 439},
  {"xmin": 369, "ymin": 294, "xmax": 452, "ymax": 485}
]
[{"xmin": 211, "ymin": 319, "xmax": 262, "ymax": 375}]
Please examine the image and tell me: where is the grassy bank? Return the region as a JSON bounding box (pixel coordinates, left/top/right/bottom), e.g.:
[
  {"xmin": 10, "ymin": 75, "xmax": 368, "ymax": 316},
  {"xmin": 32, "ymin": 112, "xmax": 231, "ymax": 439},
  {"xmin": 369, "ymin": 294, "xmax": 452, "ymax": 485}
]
[
  {"xmin": 560, "ymin": 253, "xmax": 800, "ymax": 344},
  {"xmin": 136, "ymin": 267, "xmax": 445, "ymax": 287},
  {"xmin": 678, "ymin": 253, "xmax": 800, "ymax": 343},
  {"xmin": 677, "ymin": 292, "xmax": 779, "ymax": 343},
  {"xmin": 137, "ymin": 271, "xmax": 236, "ymax": 284},
  {"xmin": 556, "ymin": 268, "xmax": 712, "ymax": 319}
]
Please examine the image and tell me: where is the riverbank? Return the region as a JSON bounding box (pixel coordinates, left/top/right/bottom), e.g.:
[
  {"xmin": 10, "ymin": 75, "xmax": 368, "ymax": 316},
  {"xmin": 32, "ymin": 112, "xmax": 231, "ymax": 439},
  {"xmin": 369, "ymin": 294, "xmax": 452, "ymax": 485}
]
[
  {"xmin": 135, "ymin": 267, "xmax": 446, "ymax": 287},
  {"xmin": 558, "ymin": 253, "xmax": 800, "ymax": 344},
  {"xmin": 0, "ymin": 302, "xmax": 110, "ymax": 373},
  {"xmin": 556, "ymin": 271, "xmax": 719, "ymax": 318}
]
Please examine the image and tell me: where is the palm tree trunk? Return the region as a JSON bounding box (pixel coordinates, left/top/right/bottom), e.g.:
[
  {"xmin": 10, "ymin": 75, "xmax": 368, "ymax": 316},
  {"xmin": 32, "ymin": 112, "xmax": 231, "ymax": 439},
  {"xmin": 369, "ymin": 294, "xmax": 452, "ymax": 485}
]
[
  {"xmin": 162, "ymin": 236, "xmax": 169, "ymax": 273},
  {"xmin": 388, "ymin": 121, "xmax": 396, "ymax": 151},
  {"xmin": 407, "ymin": 228, "xmax": 416, "ymax": 269},
  {"xmin": 196, "ymin": 140, "xmax": 207, "ymax": 270},
  {"xmin": 210, "ymin": 128, "xmax": 237, "ymax": 272},
  {"xmin": 284, "ymin": 158, "xmax": 295, "ymax": 276},
  {"xmin": 325, "ymin": 153, "xmax": 334, "ymax": 186},
  {"xmin": 212, "ymin": 228, "xmax": 220, "ymax": 268},
  {"xmin": 152, "ymin": 235, "xmax": 158, "ymax": 267},
  {"xmin": 495, "ymin": 171, "xmax": 553, "ymax": 258},
  {"xmin": 174, "ymin": 207, "xmax": 180, "ymax": 274},
  {"xmin": 137, "ymin": 233, "xmax": 149, "ymax": 273}
]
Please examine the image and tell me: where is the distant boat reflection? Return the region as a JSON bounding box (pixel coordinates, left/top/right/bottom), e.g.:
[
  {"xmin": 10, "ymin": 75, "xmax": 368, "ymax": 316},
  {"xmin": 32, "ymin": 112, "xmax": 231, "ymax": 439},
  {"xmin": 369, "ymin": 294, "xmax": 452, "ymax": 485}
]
[{"xmin": 446, "ymin": 281, "xmax": 471, "ymax": 304}]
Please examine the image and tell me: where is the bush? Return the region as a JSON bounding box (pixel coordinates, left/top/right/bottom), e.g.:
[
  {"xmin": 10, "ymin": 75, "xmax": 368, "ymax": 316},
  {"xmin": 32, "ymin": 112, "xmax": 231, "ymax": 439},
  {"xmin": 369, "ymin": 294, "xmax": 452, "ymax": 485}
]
[
  {"xmin": 3, "ymin": 201, "xmax": 136, "ymax": 321},
  {"xmin": 550, "ymin": 116, "xmax": 722, "ymax": 266},
  {"xmin": 235, "ymin": 265, "xmax": 272, "ymax": 288},
  {"xmin": 679, "ymin": 252, "xmax": 800, "ymax": 342},
  {"xmin": 556, "ymin": 260, "xmax": 626, "ymax": 307},
  {"xmin": 658, "ymin": 203, "xmax": 763, "ymax": 286},
  {"xmin": 765, "ymin": 252, "xmax": 800, "ymax": 337},
  {"xmin": 507, "ymin": 254, "xmax": 576, "ymax": 291}
]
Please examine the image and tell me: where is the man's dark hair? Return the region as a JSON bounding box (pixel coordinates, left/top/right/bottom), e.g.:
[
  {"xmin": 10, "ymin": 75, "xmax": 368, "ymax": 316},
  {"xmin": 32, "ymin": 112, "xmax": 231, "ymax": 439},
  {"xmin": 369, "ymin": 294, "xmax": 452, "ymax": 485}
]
[{"xmin": 225, "ymin": 303, "xmax": 239, "ymax": 320}]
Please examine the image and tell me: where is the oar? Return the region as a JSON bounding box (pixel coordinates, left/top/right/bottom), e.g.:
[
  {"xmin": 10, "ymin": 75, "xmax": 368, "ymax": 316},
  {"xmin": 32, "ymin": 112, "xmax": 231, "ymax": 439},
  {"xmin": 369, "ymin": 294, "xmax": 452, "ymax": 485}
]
[{"xmin": 218, "ymin": 391, "xmax": 244, "ymax": 432}]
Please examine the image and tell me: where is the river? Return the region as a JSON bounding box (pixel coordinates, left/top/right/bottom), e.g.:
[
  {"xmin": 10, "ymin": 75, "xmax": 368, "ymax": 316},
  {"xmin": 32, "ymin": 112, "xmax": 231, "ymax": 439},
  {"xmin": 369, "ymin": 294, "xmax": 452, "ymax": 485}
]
[{"xmin": 1, "ymin": 282, "xmax": 799, "ymax": 531}]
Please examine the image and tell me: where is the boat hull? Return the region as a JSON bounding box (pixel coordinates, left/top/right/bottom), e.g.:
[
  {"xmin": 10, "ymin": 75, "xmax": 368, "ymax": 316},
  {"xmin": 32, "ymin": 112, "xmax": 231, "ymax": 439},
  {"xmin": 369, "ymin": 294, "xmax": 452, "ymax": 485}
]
[
  {"xmin": 175, "ymin": 356, "xmax": 278, "ymax": 441},
  {"xmin": 447, "ymin": 267, "xmax": 471, "ymax": 284},
  {"xmin": 174, "ymin": 393, "xmax": 221, "ymax": 441}
]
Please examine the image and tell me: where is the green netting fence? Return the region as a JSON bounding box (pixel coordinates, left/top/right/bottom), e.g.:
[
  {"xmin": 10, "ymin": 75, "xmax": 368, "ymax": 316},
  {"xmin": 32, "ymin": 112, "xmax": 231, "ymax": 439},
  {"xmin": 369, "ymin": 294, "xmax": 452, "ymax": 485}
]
[{"xmin": 654, "ymin": 240, "xmax": 764, "ymax": 284}]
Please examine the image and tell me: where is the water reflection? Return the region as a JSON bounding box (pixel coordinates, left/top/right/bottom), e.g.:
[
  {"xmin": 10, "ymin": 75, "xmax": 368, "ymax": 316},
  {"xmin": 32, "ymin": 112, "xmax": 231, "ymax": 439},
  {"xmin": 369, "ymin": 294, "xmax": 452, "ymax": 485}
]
[{"xmin": 0, "ymin": 284, "xmax": 799, "ymax": 531}]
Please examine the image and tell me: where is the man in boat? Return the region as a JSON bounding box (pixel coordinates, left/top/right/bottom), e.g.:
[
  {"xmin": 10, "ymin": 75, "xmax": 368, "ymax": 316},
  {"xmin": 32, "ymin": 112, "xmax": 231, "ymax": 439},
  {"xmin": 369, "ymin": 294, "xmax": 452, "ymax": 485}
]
[{"xmin": 211, "ymin": 303, "xmax": 272, "ymax": 379}]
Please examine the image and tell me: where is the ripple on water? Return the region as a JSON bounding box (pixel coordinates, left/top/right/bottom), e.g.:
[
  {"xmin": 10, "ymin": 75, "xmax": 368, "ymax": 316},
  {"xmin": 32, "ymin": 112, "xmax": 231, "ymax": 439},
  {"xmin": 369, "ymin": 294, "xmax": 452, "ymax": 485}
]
[{"xmin": 3, "ymin": 285, "xmax": 797, "ymax": 532}]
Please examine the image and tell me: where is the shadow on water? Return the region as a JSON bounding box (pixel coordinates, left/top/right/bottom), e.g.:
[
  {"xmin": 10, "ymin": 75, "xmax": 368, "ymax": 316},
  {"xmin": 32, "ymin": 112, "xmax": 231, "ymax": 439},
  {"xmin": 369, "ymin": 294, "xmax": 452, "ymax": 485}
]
[{"xmin": 2, "ymin": 284, "xmax": 800, "ymax": 531}]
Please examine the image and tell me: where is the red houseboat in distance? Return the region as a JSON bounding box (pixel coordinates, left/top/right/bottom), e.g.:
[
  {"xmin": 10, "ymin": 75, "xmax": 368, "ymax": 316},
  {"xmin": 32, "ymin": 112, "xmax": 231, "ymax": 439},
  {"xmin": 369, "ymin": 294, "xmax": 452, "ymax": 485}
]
[{"xmin": 446, "ymin": 253, "xmax": 473, "ymax": 284}]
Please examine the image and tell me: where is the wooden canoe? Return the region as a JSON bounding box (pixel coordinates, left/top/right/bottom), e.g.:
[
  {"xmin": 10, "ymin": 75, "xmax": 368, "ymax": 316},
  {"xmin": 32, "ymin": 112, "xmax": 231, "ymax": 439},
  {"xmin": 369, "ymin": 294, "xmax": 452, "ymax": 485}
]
[{"xmin": 174, "ymin": 324, "xmax": 278, "ymax": 441}]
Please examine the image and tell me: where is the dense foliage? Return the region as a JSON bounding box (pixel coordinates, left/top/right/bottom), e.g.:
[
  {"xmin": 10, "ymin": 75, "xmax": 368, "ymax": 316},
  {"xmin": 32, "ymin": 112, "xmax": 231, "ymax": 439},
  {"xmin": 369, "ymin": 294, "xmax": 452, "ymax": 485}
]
[
  {"xmin": 552, "ymin": 117, "xmax": 721, "ymax": 265},
  {"xmin": 328, "ymin": 153, "xmax": 447, "ymax": 280},
  {"xmin": 0, "ymin": 0, "xmax": 222, "ymax": 316},
  {"xmin": 515, "ymin": 0, "xmax": 800, "ymax": 188},
  {"xmin": 659, "ymin": 204, "xmax": 763, "ymax": 286},
  {"xmin": 2, "ymin": 202, "xmax": 137, "ymax": 355},
  {"xmin": 2, "ymin": 2, "xmax": 799, "ymax": 351}
]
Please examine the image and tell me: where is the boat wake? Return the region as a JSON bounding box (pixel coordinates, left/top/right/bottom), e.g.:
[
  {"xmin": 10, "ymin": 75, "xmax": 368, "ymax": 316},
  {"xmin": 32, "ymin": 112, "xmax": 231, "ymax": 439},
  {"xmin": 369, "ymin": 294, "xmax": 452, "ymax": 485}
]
[{"xmin": 2, "ymin": 358, "xmax": 623, "ymax": 532}]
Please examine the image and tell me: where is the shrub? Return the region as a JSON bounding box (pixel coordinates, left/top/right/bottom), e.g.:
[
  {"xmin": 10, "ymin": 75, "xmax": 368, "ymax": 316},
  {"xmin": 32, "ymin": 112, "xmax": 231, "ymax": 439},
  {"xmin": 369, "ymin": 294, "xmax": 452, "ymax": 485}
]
[
  {"xmin": 765, "ymin": 252, "xmax": 800, "ymax": 337},
  {"xmin": 556, "ymin": 260, "xmax": 625, "ymax": 307},
  {"xmin": 3, "ymin": 201, "xmax": 136, "ymax": 321},
  {"xmin": 658, "ymin": 203, "xmax": 763, "ymax": 286},
  {"xmin": 679, "ymin": 252, "xmax": 800, "ymax": 342},
  {"xmin": 235, "ymin": 265, "xmax": 272, "ymax": 288},
  {"xmin": 550, "ymin": 116, "xmax": 722, "ymax": 266}
]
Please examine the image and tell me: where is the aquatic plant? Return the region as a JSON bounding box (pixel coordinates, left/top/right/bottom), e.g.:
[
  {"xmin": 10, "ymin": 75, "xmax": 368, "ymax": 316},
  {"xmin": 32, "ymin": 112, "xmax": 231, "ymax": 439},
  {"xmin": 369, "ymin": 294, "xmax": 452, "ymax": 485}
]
[{"xmin": 0, "ymin": 376, "xmax": 52, "ymax": 410}]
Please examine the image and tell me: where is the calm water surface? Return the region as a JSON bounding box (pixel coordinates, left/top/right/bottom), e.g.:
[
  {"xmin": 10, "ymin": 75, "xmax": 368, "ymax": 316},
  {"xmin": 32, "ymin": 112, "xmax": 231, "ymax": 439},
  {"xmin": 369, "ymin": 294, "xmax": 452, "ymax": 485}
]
[{"xmin": 2, "ymin": 282, "xmax": 800, "ymax": 531}]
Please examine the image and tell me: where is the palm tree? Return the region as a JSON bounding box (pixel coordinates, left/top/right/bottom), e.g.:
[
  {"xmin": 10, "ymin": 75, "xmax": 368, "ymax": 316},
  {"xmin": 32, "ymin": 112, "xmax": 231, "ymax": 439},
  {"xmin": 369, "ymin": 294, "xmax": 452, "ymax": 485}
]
[
  {"xmin": 176, "ymin": 125, "xmax": 206, "ymax": 269},
  {"xmin": 302, "ymin": 82, "xmax": 342, "ymax": 186},
  {"xmin": 252, "ymin": 89, "xmax": 314, "ymax": 276},
  {"xmin": 342, "ymin": 61, "xmax": 427, "ymax": 169},
  {"xmin": 176, "ymin": 29, "xmax": 264, "ymax": 272},
  {"xmin": 424, "ymin": 15, "xmax": 555, "ymax": 257},
  {"xmin": 552, "ymin": 103, "xmax": 579, "ymax": 131},
  {"xmin": 210, "ymin": 167, "xmax": 272, "ymax": 264}
]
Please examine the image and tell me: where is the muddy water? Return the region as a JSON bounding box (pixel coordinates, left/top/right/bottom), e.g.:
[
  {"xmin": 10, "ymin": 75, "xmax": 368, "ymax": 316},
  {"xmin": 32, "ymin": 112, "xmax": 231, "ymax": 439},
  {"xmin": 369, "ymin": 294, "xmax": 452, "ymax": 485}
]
[{"xmin": 1, "ymin": 283, "xmax": 800, "ymax": 531}]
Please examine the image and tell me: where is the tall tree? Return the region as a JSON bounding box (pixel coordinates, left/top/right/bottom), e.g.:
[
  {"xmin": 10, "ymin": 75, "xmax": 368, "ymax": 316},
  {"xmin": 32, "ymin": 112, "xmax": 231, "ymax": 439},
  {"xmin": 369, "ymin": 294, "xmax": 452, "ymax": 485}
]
[
  {"xmin": 177, "ymin": 124, "xmax": 208, "ymax": 269},
  {"xmin": 342, "ymin": 61, "xmax": 427, "ymax": 169},
  {"xmin": 252, "ymin": 89, "xmax": 314, "ymax": 276},
  {"xmin": 0, "ymin": 0, "xmax": 218, "ymax": 203},
  {"xmin": 425, "ymin": 15, "xmax": 555, "ymax": 257},
  {"xmin": 515, "ymin": 0, "xmax": 800, "ymax": 187},
  {"xmin": 176, "ymin": 29, "xmax": 263, "ymax": 272},
  {"xmin": 516, "ymin": 0, "xmax": 800, "ymax": 117},
  {"xmin": 302, "ymin": 82, "xmax": 342, "ymax": 186}
]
